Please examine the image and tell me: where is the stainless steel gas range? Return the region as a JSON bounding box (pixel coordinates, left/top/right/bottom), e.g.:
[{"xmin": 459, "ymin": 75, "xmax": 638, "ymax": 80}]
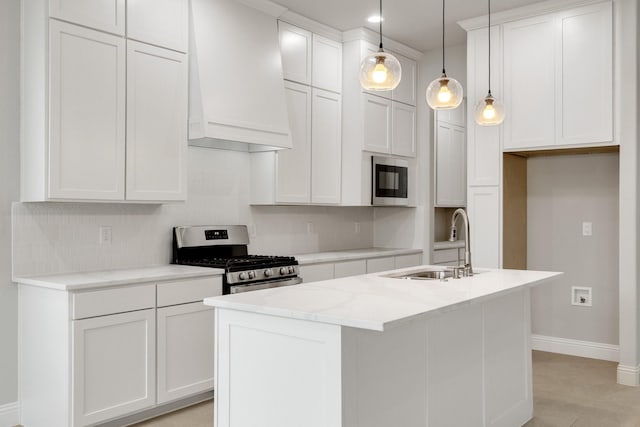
[{"xmin": 172, "ymin": 225, "xmax": 302, "ymax": 294}]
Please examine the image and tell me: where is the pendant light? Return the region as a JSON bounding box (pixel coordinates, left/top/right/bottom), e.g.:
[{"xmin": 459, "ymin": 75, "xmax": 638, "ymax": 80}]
[
  {"xmin": 359, "ymin": 0, "xmax": 402, "ymax": 91},
  {"xmin": 475, "ymin": 0, "xmax": 505, "ymax": 125},
  {"xmin": 426, "ymin": 0, "xmax": 463, "ymax": 110}
]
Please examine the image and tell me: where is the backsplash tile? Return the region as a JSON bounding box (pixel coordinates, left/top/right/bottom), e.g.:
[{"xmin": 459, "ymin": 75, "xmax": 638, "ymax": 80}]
[{"xmin": 12, "ymin": 147, "xmax": 374, "ymax": 277}]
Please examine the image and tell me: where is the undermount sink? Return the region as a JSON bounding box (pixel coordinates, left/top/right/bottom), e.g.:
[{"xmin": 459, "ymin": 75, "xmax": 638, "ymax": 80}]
[{"xmin": 384, "ymin": 266, "xmax": 475, "ymax": 281}]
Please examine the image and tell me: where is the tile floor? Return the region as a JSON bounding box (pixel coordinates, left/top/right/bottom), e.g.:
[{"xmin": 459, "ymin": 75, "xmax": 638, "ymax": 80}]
[{"xmin": 134, "ymin": 351, "xmax": 640, "ymax": 427}]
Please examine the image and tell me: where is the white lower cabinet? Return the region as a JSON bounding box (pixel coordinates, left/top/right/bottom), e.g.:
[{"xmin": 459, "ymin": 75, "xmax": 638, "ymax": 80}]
[
  {"xmin": 334, "ymin": 260, "xmax": 366, "ymax": 278},
  {"xmin": 300, "ymin": 253, "xmax": 423, "ymax": 283},
  {"xmin": 299, "ymin": 263, "xmax": 334, "ymax": 283},
  {"xmin": 394, "ymin": 253, "xmax": 422, "ymax": 269},
  {"xmin": 366, "ymin": 256, "xmax": 396, "ymax": 273},
  {"xmin": 157, "ymin": 303, "xmax": 215, "ymax": 404},
  {"xmin": 72, "ymin": 309, "xmax": 156, "ymax": 426}
]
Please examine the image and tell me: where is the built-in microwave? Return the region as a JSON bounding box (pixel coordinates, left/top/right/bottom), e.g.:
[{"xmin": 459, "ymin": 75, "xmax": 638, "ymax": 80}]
[{"xmin": 371, "ymin": 156, "xmax": 409, "ymax": 206}]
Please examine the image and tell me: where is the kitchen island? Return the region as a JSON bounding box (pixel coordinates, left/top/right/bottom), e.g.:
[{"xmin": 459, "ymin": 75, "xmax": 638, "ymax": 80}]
[{"xmin": 204, "ymin": 266, "xmax": 561, "ymax": 427}]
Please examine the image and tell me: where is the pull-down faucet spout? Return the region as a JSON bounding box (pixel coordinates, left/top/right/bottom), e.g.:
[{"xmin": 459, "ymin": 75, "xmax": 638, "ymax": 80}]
[{"xmin": 448, "ymin": 208, "xmax": 473, "ymax": 276}]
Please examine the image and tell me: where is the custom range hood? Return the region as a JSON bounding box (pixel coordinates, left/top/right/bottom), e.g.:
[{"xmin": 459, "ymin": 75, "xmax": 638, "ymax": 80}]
[{"xmin": 189, "ymin": 0, "xmax": 292, "ymax": 152}]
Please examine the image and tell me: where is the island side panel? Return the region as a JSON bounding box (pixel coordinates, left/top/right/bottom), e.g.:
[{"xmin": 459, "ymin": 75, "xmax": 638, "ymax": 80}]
[
  {"xmin": 214, "ymin": 308, "xmax": 343, "ymax": 427},
  {"xmin": 484, "ymin": 289, "xmax": 533, "ymax": 427}
]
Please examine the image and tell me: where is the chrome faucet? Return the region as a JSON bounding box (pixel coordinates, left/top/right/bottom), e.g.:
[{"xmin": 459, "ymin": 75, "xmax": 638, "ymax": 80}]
[{"xmin": 449, "ymin": 208, "xmax": 473, "ymax": 276}]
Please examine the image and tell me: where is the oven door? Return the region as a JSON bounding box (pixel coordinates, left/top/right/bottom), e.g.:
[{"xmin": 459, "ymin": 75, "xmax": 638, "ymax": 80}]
[
  {"xmin": 372, "ymin": 156, "xmax": 409, "ymax": 206},
  {"xmin": 229, "ymin": 277, "xmax": 303, "ymax": 294}
]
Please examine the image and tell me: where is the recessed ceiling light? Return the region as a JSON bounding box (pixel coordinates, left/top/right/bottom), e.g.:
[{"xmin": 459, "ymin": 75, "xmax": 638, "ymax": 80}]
[{"xmin": 367, "ymin": 15, "xmax": 384, "ymax": 23}]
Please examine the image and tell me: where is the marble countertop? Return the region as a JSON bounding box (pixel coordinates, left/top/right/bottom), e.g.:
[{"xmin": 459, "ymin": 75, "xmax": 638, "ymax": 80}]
[
  {"xmin": 13, "ymin": 265, "xmax": 224, "ymax": 291},
  {"xmin": 293, "ymin": 248, "xmax": 423, "ymax": 265},
  {"xmin": 433, "ymin": 240, "xmax": 466, "ymax": 250},
  {"xmin": 204, "ymin": 267, "xmax": 561, "ymax": 332}
]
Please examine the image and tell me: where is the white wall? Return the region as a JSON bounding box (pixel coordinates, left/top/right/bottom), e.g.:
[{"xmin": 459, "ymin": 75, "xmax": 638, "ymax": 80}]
[
  {"xmin": 12, "ymin": 147, "xmax": 374, "ymax": 277},
  {"xmin": 529, "ymin": 153, "xmax": 619, "ymax": 345},
  {"xmin": 0, "ymin": 0, "xmax": 20, "ymax": 407},
  {"xmin": 374, "ymin": 43, "xmax": 466, "ymax": 259}
]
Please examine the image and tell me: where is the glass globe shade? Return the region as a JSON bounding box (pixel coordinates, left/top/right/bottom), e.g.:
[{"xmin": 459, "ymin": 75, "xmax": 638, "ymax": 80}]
[
  {"xmin": 426, "ymin": 75, "xmax": 464, "ymax": 110},
  {"xmin": 359, "ymin": 51, "xmax": 402, "ymax": 91},
  {"xmin": 474, "ymin": 94, "xmax": 505, "ymax": 126}
]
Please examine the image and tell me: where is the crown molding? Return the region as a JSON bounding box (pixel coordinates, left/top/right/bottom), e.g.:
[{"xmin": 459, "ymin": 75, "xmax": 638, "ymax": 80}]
[
  {"xmin": 278, "ymin": 10, "xmax": 343, "ymax": 42},
  {"xmin": 342, "ymin": 27, "xmax": 423, "ymax": 60},
  {"xmin": 236, "ymin": 0, "xmax": 287, "ymax": 18},
  {"xmin": 458, "ymin": 0, "xmax": 610, "ymax": 31}
]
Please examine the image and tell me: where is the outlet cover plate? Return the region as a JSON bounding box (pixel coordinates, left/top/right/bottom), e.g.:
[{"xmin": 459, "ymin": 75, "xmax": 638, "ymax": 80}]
[{"xmin": 571, "ymin": 286, "xmax": 592, "ymax": 307}]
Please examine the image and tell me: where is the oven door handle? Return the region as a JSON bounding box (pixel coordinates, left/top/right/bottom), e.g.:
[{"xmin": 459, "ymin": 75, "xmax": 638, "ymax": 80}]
[{"xmin": 229, "ymin": 277, "xmax": 303, "ymax": 294}]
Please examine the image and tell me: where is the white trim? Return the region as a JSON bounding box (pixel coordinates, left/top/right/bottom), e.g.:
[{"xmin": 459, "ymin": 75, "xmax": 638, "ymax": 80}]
[
  {"xmin": 531, "ymin": 334, "xmax": 619, "ymax": 362},
  {"xmin": 0, "ymin": 402, "xmax": 20, "ymax": 427},
  {"xmin": 617, "ymin": 364, "xmax": 640, "ymax": 387},
  {"xmin": 458, "ymin": 0, "xmax": 610, "ymax": 30},
  {"xmin": 235, "ymin": 0, "xmax": 287, "ymax": 17},
  {"xmin": 278, "ymin": 11, "xmax": 342, "ymax": 42}
]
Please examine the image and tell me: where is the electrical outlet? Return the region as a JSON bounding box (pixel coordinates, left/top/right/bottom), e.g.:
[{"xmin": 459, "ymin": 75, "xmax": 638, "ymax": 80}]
[
  {"xmin": 99, "ymin": 226, "xmax": 112, "ymax": 245},
  {"xmin": 248, "ymin": 224, "xmax": 257, "ymax": 239},
  {"xmin": 354, "ymin": 222, "xmax": 361, "ymax": 233},
  {"xmin": 582, "ymin": 221, "xmax": 593, "ymax": 236},
  {"xmin": 306, "ymin": 222, "xmax": 314, "ymax": 234},
  {"xmin": 571, "ymin": 286, "xmax": 592, "ymax": 307}
]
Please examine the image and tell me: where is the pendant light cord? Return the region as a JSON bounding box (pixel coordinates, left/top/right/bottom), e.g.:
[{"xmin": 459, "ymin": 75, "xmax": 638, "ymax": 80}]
[
  {"xmin": 442, "ymin": 0, "xmax": 445, "ymax": 74},
  {"xmin": 488, "ymin": 0, "xmax": 492, "ymax": 95},
  {"xmin": 379, "ymin": 0, "xmax": 383, "ymax": 49}
]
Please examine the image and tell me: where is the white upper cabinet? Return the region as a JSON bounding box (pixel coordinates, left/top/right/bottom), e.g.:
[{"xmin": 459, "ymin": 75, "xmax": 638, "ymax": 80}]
[
  {"xmin": 312, "ymin": 34, "xmax": 342, "ymax": 93},
  {"xmin": 48, "ymin": 20, "xmax": 126, "ymax": 201},
  {"xmin": 556, "ymin": 2, "xmax": 612, "ymax": 146},
  {"xmin": 276, "ymin": 81, "xmax": 312, "ymax": 204},
  {"xmin": 127, "ymin": 0, "xmax": 189, "ymax": 52},
  {"xmin": 21, "ymin": 0, "xmax": 189, "ymax": 202},
  {"xmin": 503, "ymin": 15, "xmax": 556, "ymax": 150},
  {"xmin": 391, "ymin": 51, "xmax": 417, "ymax": 106},
  {"xmin": 311, "ymin": 88, "xmax": 342, "ymax": 204},
  {"xmin": 501, "ymin": 1, "xmax": 613, "ymax": 151},
  {"xmin": 363, "ymin": 94, "xmax": 392, "ymax": 154},
  {"xmin": 49, "ymin": 0, "xmax": 125, "ymax": 35},
  {"xmin": 391, "ymin": 102, "xmax": 416, "ymax": 157},
  {"xmin": 126, "ymin": 41, "xmax": 188, "ymax": 201},
  {"xmin": 279, "ymin": 22, "xmax": 312, "ymax": 85},
  {"xmin": 435, "ymin": 102, "xmax": 466, "ymax": 207}
]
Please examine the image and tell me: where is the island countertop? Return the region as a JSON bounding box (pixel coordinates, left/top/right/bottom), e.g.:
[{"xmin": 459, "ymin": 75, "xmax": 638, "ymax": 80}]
[{"xmin": 204, "ymin": 266, "xmax": 561, "ymax": 331}]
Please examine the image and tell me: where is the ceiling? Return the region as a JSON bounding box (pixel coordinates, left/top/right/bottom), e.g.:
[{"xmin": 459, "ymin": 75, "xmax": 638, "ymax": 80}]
[{"xmin": 272, "ymin": 0, "xmax": 548, "ymax": 52}]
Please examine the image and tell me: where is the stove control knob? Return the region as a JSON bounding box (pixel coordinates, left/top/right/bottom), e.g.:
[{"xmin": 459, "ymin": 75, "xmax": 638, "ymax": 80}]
[
  {"xmin": 288, "ymin": 266, "xmax": 295, "ymax": 274},
  {"xmin": 248, "ymin": 271, "xmax": 256, "ymax": 279},
  {"xmin": 264, "ymin": 269, "xmax": 272, "ymax": 277},
  {"xmin": 239, "ymin": 272, "xmax": 248, "ymax": 280},
  {"xmin": 280, "ymin": 267, "xmax": 288, "ymax": 276}
]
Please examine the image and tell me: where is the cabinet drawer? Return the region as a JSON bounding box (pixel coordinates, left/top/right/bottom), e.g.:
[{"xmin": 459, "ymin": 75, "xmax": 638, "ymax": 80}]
[
  {"xmin": 72, "ymin": 284, "xmax": 155, "ymax": 320},
  {"xmin": 334, "ymin": 260, "xmax": 366, "ymax": 278},
  {"xmin": 299, "ymin": 264, "xmax": 334, "ymax": 283},
  {"xmin": 432, "ymin": 248, "xmax": 461, "ymax": 264},
  {"xmin": 395, "ymin": 254, "xmax": 422, "ymax": 269},
  {"xmin": 366, "ymin": 256, "xmax": 396, "ymax": 273},
  {"xmin": 157, "ymin": 276, "xmax": 222, "ymax": 308}
]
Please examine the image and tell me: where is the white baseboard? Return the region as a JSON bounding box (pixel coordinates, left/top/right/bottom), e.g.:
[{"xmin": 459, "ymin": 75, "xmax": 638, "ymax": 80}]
[
  {"xmin": 617, "ymin": 364, "xmax": 640, "ymax": 386},
  {"xmin": 0, "ymin": 401, "xmax": 19, "ymax": 427},
  {"xmin": 531, "ymin": 334, "xmax": 619, "ymax": 362}
]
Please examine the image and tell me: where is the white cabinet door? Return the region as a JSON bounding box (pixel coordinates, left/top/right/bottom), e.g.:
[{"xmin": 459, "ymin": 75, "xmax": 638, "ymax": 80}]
[
  {"xmin": 366, "ymin": 257, "xmax": 395, "ymax": 273},
  {"xmin": 556, "ymin": 2, "xmax": 612, "ymax": 146},
  {"xmin": 277, "ymin": 81, "xmax": 312, "ymax": 203},
  {"xmin": 395, "ymin": 253, "xmax": 422, "ymax": 269},
  {"xmin": 299, "ymin": 264, "xmax": 334, "ymax": 283},
  {"xmin": 334, "ymin": 260, "xmax": 367, "ymax": 278},
  {"xmin": 437, "ymin": 102, "xmax": 466, "ymax": 127},
  {"xmin": 278, "ymin": 22, "xmax": 312, "ymax": 85},
  {"xmin": 503, "ymin": 15, "xmax": 555, "ymax": 150},
  {"xmin": 312, "ymin": 34, "xmax": 342, "ymax": 93},
  {"xmin": 311, "ymin": 89, "xmax": 342, "ymax": 204},
  {"xmin": 127, "ymin": 0, "xmax": 189, "ymax": 52},
  {"xmin": 72, "ymin": 309, "xmax": 155, "ymax": 426},
  {"xmin": 391, "ymin": 102, "xmax": 416, "ymax": 157},
  {"xmin": 126, "ymin": 41, "xmax": 188, "ymax": 201},
  {"xmin": 435, "ymin": 122, "xmax": 466, "ymax": 207},
  {"xmin": 467, "ymin": 27, "xmax": 502, "ymax": 186},
  {"xmin": 391, "ymin": 52, "xmax": 417, "ymax": 106},
  {"xmin": 157, "ymin": 303, "xmax": 215, "ymax": 404},
  {"xmin": 467, "ymin": 186, "xmax": 501, "ymax": 269},
  {"xmin": 363, "ymin": 94, "xmax": 392, "ymax": 154},
  {"xmin": 48, "ymin": 21, "xmax": 126, "ymax": 200},
  {"xmin": 49, "ymin": 0, "xmax": 125, "ymax": 35}
]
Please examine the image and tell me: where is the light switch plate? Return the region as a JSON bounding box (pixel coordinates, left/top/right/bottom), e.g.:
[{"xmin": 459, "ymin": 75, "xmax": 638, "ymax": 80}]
[{"xmin": 582, "ymin": 222, "xmax": 593, "ymax": 236}]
